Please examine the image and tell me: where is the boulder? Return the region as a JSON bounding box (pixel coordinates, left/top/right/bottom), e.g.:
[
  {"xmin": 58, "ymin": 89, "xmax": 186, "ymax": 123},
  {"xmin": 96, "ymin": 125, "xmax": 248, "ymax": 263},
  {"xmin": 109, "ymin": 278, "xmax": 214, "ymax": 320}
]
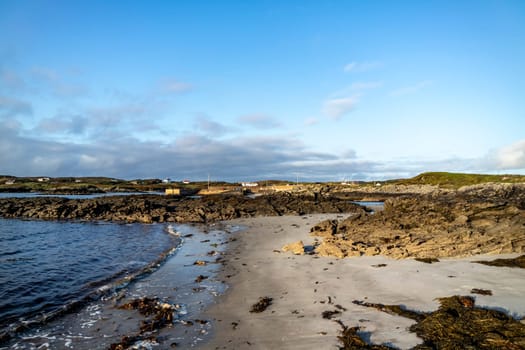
[{"xmin": 282, "ymin": 240, "xmax": 305, "ymax": 255}]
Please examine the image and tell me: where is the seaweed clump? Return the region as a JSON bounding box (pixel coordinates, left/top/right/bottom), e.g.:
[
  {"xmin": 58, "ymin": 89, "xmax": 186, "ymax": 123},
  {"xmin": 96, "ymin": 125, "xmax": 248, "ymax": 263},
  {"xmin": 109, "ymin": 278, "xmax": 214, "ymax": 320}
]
[
  {"xmin": 349, "ymin": 295, "xmax": 525, "ymax": 350},
  {"xmin": 250, "ymin": 296, "xmax": 273, "ymax": 313},
  {"xmin": 108, "ymin": 297, "xmax": 177, "ymax": 349},
  {"xmin": 336, "ymin": 320, "xmax": 392, "ymax": 350}
]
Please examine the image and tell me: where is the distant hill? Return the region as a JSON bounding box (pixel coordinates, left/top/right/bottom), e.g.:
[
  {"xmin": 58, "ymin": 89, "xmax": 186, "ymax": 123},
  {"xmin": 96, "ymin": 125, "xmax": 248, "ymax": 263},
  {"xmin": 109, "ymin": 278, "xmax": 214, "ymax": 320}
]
[{"xmin": 392, "ymin": 172, "xmax": 525, "ymax": 188}]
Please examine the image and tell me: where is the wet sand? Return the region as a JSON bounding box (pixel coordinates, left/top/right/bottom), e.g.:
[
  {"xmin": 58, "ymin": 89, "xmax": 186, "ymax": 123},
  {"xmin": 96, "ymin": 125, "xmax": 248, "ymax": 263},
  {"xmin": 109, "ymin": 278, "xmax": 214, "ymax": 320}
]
[{"xmin": 200, "ymin": 214, "xmax": 525, "ymax": 349}]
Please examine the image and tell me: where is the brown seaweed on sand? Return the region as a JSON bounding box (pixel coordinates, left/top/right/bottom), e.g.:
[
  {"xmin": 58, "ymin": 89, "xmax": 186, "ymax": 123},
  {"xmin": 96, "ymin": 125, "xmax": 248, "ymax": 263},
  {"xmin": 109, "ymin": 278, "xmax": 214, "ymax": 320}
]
[
  {"xmin": 471, "ymin": 288, "xmax": 493, "ymax": 296},
  {"xmin": 109, "ymin": 297, "xmax": 177, "ymax": 349},
  {"xmin": 250, "ymin": 296, "xmax": 273, "ymax": 313},
  {"xmin": 109, "ymin": 335, "xmax": 157, "ymax": 350},
  {"xmin": 352, "ymin": 300, "xmax": 425, "ymax": 322},
  {"xmin": 322, "ymin": 310, "xmax": 341, "ymax": 319},
  {"xmin": 335, "ymin": 319, "xmax": 392, "ymax": 350},
  {"xmin": 349, "ymin": 295, "xmax": 525, "ymax": 350}
]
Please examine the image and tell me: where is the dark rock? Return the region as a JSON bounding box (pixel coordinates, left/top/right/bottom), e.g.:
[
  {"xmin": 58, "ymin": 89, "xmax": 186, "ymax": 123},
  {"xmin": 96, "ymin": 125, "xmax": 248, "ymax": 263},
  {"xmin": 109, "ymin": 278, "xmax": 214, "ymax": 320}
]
[
  {"xmin": 0, "ymin": 193, "xmax": 364, "ymax": 223},
  {"xmin": 474, "ymin": 255, "xmax": 525, "ymax": 269}
]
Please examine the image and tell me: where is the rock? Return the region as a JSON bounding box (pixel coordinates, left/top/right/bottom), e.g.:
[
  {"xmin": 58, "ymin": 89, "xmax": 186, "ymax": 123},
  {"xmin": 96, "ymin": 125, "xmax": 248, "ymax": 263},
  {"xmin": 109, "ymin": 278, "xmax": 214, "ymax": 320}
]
[
  {"xmin": 315, "ymin": 241, "xmax": 345, "ymax": 259},
  {"xmin": 310, "ymin": 186, "xmax": 525, "ymax": 259},
  {"xmin": 0, "ymin": 193, "xmax": 364, "ymax": 224},
  {"xmin": 310, "ymin": 220, "xmax": 338, "ymax": 238},
  {"xmin": 282, "ymin": 240, "xmax": 305, "ymax": 255}
]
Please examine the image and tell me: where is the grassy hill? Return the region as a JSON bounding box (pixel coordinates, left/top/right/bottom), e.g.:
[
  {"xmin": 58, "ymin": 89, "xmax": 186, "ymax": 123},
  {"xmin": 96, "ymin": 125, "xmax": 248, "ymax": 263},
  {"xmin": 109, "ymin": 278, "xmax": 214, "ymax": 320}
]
[{"xmin": 393, "ymin": 172, "xmax": 525, "ymax": 188}]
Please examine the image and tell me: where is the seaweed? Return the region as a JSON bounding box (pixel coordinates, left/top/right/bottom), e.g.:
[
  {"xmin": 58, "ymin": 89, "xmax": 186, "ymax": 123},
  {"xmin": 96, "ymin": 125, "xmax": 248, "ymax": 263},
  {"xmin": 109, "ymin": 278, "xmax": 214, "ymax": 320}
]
[
  {"xmin": 352, "ymin": 300, "xmax": 426, "ymax": 322},
  {"xmin": 335, "ymin": 320, "xmax": 393, "ymax": 350},
  {"xmin": 250, "ymin": 296, "xmax": 273, "ymax": 313},
  {"xmin": 322, "ymin": 310, "xmax": 341, "ymax": 319},
  {"xmin": 471, "ymin": 288, "xmax": 493, "ymax": 296},
  {"xmin": 110, "ymin": 297, "xmax": 178, "ymax": 349},
  {"xmin": 194, "ymin": 274, "xmax": 208, "ymax": 283},
  {"xmin": 350, "ymin": 296, "xmax": 525, "ymax": 350}
]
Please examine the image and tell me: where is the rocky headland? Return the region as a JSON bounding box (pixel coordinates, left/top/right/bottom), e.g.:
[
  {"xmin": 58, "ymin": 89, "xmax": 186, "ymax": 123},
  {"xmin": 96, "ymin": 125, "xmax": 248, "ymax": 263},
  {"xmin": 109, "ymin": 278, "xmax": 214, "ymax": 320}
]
[
  {"xmin": 0, "ymin": 192, "xmax": 364, "ymax": 223},
  {"xmin": 308, "ymin": 183, "xmax": 525, "ymax": 259}
]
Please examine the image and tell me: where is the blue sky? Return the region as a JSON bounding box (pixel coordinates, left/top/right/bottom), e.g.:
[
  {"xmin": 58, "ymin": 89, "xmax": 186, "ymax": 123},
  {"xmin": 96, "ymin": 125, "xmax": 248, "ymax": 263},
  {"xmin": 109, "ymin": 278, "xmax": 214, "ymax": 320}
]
[{"xmin": 1, "ymin": 0, "xmax": 524, "ymax": 181}]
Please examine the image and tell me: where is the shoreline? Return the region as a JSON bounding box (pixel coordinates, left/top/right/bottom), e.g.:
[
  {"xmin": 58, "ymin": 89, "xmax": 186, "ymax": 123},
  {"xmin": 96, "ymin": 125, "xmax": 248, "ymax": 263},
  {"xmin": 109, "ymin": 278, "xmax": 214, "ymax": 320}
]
[
  {"xmin": 198, "ymin": 214, "xmax": 525, "ymax": 349},
  {"xmin": 1, "ymin": 222, "xmax": 234, "ymax": 349}
]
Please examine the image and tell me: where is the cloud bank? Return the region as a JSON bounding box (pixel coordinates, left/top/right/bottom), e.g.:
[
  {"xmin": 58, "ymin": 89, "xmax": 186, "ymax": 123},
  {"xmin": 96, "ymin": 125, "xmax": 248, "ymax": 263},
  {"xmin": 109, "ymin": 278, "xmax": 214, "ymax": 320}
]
[{"xmin": 3, "ymin": 116, "xmax": 523, "ymax": 182}]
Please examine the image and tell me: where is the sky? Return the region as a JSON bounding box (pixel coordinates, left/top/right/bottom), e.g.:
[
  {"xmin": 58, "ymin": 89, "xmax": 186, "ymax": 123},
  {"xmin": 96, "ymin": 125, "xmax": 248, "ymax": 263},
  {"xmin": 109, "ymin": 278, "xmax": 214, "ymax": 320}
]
[{"xmin": 1, "ymin": 0, "xmax": 524, "ymax": 182}]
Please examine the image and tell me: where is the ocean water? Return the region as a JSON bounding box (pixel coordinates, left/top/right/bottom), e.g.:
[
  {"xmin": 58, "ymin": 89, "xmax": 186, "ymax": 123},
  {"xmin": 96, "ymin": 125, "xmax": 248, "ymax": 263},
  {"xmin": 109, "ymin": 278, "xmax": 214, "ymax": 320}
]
[{"xmin": 0, "ymin": 218, "xmax": 179, "ymax": 338}]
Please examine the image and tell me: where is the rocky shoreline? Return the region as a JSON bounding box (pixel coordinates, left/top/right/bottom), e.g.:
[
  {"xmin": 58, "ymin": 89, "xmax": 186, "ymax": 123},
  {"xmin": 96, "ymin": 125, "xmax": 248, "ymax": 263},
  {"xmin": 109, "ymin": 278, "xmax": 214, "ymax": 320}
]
[
  {"xmin": 0, "ymin": 192, "xmax": 365, "ymax": 223},
  {"xmin": 303, "ymin": 183, "xmax": 525, "ymax": 259},
  {"xmin": 2, "ymin": 183, "xmax": 524, "ymax": 260}
]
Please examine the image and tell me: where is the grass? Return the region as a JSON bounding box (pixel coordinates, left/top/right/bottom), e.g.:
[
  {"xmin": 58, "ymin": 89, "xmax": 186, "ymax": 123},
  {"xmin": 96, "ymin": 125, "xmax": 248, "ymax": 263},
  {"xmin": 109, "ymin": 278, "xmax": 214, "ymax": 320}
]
[{"xmin": 393, "ymin": 172, "xmax": 525, "ymax": 188}]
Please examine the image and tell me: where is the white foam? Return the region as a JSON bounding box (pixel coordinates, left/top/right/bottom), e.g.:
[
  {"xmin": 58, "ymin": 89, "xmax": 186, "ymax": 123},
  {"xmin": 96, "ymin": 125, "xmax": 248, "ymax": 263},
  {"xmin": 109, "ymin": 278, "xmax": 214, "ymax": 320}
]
[{"xmin": 166, "ymin": 225, "xmax": 181, "ymax": 236}]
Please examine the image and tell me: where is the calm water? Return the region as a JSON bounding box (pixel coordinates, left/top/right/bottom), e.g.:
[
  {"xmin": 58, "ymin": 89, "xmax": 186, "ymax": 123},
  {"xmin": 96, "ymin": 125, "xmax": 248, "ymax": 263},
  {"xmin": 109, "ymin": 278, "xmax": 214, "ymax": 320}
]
[
  {"xmin": 0, "ymin": 218, "xmax": 179, "ymax": 336},
  {"xmin": 0, "ymin": 192, "xmax": 163, "ymax": 199}
]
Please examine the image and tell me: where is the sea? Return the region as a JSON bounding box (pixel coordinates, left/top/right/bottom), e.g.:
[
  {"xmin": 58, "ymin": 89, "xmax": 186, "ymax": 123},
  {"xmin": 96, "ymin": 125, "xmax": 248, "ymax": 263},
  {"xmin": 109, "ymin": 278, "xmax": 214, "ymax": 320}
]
[{"xmin": 0, "ymin": 193, "xmax": 232, "ymax": 349}]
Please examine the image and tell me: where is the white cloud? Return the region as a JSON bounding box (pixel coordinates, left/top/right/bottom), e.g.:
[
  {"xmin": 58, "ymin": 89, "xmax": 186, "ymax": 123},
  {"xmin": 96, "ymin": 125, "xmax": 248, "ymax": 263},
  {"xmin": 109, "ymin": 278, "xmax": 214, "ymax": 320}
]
[
  {"xmin": 492, "ymin": 139, "xmax": 525, "ymax": 169},
  {"xmin": 390, "ymin": 80, "xmax": 433, "ymax": 96},
  {"xmin": 322, "ymin": 96, "xmax": 359, "ymax": 120},
  {"xmin": 0, "ymin": 69, "xmax": 25, "ymax": 92},
  {"xmin": 344, "ymin": 61, "xmax": 382, "ymax": 73},
  {"xmin": 35, "ymin": 115, "xmax": 88, "ymax": 135},
  {"xmin": 341, "ymin": 149, "xmax": 357, "ymax": 159},
  {"xmin": 330, "ymin": 82, "xmax": 383, "ymax": 98},
  {"xmin": 0, "ymin": 95, "xmax": 33, "ymax": 118},
  {"xmin": 31, "ymin": 67, "xmax": 88, "ymax": 97},
  {"xmin": 304, "ymin": 117, "xmax": 318, "ymax": 126},
  {"xmin": 162, "ymin": 79, "xmax": 193, "ymax": 93},
  {"xmin": 193, "ymin": 114, "xmax": 231, "ymax": 136},
  {"xmin": 350, "ymin": 81, "xmax": 383, "ymax": 90},
  {"xmin": 237, "ymin": 114, "xmax": 281, "ymax": 129}
]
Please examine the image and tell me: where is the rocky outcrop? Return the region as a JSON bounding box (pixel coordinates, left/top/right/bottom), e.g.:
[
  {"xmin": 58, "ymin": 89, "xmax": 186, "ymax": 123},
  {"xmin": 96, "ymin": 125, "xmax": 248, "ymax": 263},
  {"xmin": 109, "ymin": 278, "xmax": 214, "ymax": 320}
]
[
  {"xmin": 0, "ymin": 193, "xmax": 364, "ymax": 224},
  {"xmin": 309, "ymin": 187, "xmax": 525, "ymax": 259}
]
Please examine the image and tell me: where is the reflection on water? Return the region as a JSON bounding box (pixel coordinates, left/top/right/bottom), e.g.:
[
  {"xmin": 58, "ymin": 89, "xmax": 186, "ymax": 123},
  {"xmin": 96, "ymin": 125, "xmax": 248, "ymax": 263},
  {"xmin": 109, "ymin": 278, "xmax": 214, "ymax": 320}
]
[{"xmin": 0, "ymin": 192, "xmax": 163, "ymax": 199}]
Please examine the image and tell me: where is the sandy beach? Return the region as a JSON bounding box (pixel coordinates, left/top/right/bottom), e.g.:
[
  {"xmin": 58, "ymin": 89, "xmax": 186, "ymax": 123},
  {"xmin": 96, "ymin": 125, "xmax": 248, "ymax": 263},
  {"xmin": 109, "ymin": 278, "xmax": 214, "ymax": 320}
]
[{"xmin": 200, "ymin": 214, "xmax": 525, "ymax": 349}]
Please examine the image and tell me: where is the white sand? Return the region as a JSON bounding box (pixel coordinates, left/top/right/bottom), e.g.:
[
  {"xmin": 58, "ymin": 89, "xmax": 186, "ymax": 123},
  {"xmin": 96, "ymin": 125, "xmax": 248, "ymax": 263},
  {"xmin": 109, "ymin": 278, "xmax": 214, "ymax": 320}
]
[{"xmin": 201, "ymin": 214, "xmax": 525, "ymax": 350}]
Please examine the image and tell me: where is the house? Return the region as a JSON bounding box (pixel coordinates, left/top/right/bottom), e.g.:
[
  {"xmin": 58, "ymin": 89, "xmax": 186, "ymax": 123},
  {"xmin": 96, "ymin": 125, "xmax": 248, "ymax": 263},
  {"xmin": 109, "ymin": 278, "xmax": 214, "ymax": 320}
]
[
  {"xmin": 37, "ymin": 177, "xmax": 50, "ymax": 182},
  {"xmin": 241, "ymin": 182, "xmax": 259, "ymax": 187},
  {"xmin": 162, "ymin": 178, "xmax": 171, "ymax": 184}
]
